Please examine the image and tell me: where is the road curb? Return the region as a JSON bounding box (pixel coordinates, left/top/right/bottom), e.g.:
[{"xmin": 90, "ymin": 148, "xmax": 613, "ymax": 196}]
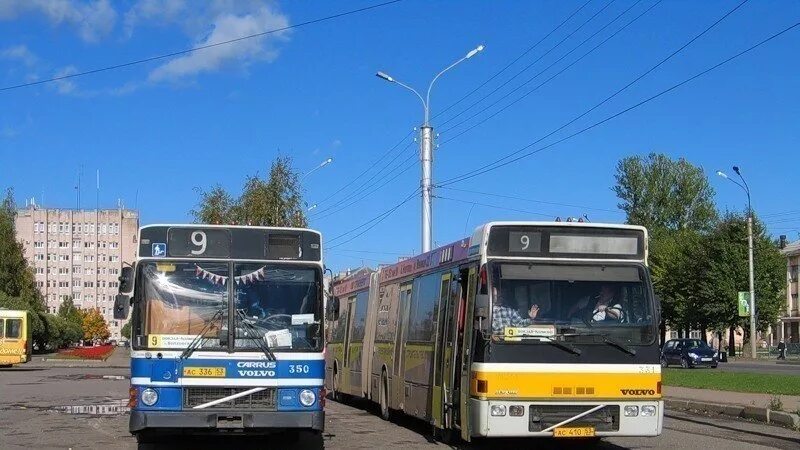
[{"xmin": 666, "ymin": 398, "xmax": 800, "ymax": 430}]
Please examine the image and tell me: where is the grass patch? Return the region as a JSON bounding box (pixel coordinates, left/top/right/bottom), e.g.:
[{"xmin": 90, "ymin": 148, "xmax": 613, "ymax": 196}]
[{"xmin": 663, "ymin": 369, "xmax": 800, "ymax": 396}]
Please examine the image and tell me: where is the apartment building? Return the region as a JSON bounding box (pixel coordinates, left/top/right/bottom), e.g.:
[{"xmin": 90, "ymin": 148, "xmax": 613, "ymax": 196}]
[
  {"xmin": 780, "ymin": 239, "xmax": 800, "ymax": 343},
  {"xmin": 14, "ymin": 206, "xmax": 139, "ymax": 340}
]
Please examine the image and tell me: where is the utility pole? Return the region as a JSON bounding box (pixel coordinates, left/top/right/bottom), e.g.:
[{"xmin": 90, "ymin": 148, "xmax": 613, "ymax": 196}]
[
  {"xmin": 376, "ymin": 44, "xmax": 484, "ymax": 253},
  {"xmin": 718, "ymin": 166, "xmax": 757, "ymax": 358}
]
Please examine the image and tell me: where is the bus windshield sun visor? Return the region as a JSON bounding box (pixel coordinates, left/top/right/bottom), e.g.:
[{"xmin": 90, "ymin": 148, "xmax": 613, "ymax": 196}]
[{"xmin": 500, "ymin": 264, "xmax": 641, "ymax": 282}]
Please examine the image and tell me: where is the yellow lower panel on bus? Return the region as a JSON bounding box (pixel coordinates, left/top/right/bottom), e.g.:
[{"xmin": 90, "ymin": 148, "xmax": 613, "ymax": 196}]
[{"xmin": 470, "ymin": 363, "xmax": 661, "ymax": 400}]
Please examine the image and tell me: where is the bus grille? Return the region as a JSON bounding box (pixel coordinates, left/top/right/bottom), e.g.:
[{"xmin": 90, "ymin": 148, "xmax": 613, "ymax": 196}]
[
  {"xmin": 529, "ymin": 405, "xmax": 620, "ymax": 432},
  {"xmin": 183, "ymin": 387, "xmax": 277, "ymax": 411}
]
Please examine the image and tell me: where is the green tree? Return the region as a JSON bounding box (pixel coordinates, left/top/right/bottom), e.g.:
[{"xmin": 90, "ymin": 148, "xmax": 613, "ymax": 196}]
[
  {"xmin": 120, "ymin": 321, "xmax": 131, "ymax": 339},
  {"xmin": 192, "ymin": 156, "xmax": 308, "ymax": 227},
  {"xmin": 0, "ymin": 188, "xmax": 47, "ymax": 347},
  {"xmin": 57, "ymin": 297, "xmax": 84, "ymax": 346},
  {"xmin": 696, "ymin": 213, "xmax": 786, "ymax": 354},
  {"xmin": 613, "ymin": 153, "xmax": 717, "ymax": 233},
  {"xmin": 191, "ymin": 185, "xmax": 235, "ymax": 225},
  {"xmin": 613, "ymin": 154, "xmax": 718, "ymax": 343}
]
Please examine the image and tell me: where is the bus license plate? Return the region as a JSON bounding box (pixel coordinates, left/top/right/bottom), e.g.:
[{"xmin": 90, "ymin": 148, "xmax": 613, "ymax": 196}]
[
  {"xmin": 183, "ymin": 367, "xmax": 226, "ymax": 377},
  {"xmin": 553, "ymin": 426, "xmax": 595, "ymax": 438}
]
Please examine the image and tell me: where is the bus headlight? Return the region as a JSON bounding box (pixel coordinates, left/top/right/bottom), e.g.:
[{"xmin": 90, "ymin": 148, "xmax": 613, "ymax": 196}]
[
  {"xmin": 641, "ymin": 405, "xmax": 657, "ymax": 417},
  {"xmin": 141, "ymin": 388, "xmax": 158, "ymax": 406},
  {"xmin": 299, "ymin": 389, "xmax": 316, "ymax": 407},
  {"xmin": 623, "ymin": 405, "xmax": 639, "ymax": 417},
  {"xmin": 490, "ymin": 405, "xmax": 506, "ymax": 417},
  {"xmin": 509, "ymin": 405, "xmax": 525, "ymax": 417}
]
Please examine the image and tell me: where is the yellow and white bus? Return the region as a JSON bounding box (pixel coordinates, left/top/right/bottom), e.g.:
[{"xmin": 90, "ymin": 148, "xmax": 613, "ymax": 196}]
[
  {"xmin": 0, "ymin": 309, "xmax": 32, "ymax": 366},
  {"xmin": 326, "ymin": 222, "xmax": 662, "ymax": 442}
]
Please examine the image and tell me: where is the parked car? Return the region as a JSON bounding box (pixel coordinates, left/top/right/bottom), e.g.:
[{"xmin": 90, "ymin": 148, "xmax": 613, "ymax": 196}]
[{"xmin": 661, "ymin": 338, "xmax": 719, "ymax": 368}]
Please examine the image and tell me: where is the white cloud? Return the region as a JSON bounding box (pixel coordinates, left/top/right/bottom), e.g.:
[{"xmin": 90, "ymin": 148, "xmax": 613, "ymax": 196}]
[
  {"xmin": 148, "ymin": 4, "xmax": 289, "ymax": 83},
  {"xmin": 0, "ymin": 0, "xmax": 117, "ymax": 42},
  {"xmin": 0, "ymin": 45, "xmax": 38, "ymax": 67},
  {"xmin": 123, "ymin": 0, "xmax": 187, "ymax": 37},
  {"xmin": 52, "ymin": 65, "xmax": 78, "ymax": 94}
]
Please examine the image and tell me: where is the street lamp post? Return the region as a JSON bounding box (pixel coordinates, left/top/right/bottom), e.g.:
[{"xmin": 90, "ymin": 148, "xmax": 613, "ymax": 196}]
[
  {"xmin": 376, "ymin": 44, "xmax": 484, "ymax": 253},
  {"xmin": 717, "ymin": 167, "xmax": 757, "ymax": 358}
]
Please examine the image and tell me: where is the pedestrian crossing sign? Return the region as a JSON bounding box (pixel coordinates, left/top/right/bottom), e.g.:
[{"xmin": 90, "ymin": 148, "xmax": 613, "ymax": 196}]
[{"xmin": 738, "ymin": 291, "xmax": 751, "ymax": 317}]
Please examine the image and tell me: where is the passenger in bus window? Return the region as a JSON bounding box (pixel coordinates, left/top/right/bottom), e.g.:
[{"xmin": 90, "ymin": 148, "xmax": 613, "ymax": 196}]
[
  {"xmin": 568, "ymin": 284, "xmax": 624, "ymax": 323},
  {"xmin": 491, "ymin": 286, "xmax": 540, "ymax": 335}
]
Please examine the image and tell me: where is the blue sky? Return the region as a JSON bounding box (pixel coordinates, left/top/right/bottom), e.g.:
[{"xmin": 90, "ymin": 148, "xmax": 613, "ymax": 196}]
[{"xmin": 1, "ymin": 0, "xmax": 799, "ymax": 270}]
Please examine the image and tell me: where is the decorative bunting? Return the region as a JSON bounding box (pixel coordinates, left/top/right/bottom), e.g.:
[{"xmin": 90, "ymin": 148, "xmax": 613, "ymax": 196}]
[
  {"xmin": 194, "ymin": 265, "xmax": 228, "ymax": 286},
  {"xmin": 194, "ymin": 264, "xmax": 267, "ymax": 286},
  {"xmin": 234, "ymin": 266, "xmax": 267, "ymax": 285}
]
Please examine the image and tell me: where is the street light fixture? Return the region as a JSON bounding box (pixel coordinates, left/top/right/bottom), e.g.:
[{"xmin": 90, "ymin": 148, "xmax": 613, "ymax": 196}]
[
  {"xmin": 376, "ymin": 44, "xmax": 485, "ymax": 252},
  {"xmin": 717, "ymin": 166, "xmax": 756, "ymax": 358},
  {"xmin": 303, "ymin": 157, "xmax": 334, "ymax": 179}
]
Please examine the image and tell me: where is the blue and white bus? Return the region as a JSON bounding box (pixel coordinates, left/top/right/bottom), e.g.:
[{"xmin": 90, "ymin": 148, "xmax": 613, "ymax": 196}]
[{"xmin": 114, "ymin": 224, "xmax": 325, "ymax": 443}]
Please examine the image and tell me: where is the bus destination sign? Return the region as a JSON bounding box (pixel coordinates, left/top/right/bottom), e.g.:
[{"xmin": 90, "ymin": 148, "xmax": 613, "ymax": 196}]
[
  {"xmin": 138, "ymin": 226, "xmax": 321, "ymax": 261},
  {"xmin": 489, "ymin": 225, "xmax": 644, "ymax": 260}
]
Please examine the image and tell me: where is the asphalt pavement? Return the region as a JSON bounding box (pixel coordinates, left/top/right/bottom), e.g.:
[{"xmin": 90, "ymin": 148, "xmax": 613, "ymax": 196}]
[
  {"xmin": 713, "ymin": 359, "xmax": 800, "ymax": 376},
  {"xmin": 2, "ymin": 357, "xmax": 799, "ymax": 449}
]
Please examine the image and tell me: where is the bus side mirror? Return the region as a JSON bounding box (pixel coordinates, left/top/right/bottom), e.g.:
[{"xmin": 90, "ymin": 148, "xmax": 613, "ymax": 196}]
[
  {"xmin": 119, "ymin": 265, "xmax": 135, "ymax": 294},
  {"xmin": 327, "ymin": 297, "xmax": 340, "ymax": 321},
  {"xmin": 114, "ymin": 294, "xmax": 131, "ymax": 320}
]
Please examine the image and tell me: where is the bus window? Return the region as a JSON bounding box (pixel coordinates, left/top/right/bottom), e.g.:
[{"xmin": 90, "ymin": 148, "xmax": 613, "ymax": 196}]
[
  {"xmin": 351, "ymin": 291, "xmax": 369, "ymax": 341},
  {"xmin": 331, "ymin": 302, "xmax": 349, "ymax": 344},
  {"xmin": 0, "ymin": 319, "xmax": 4, "ymax": 338},
  {"xmin": 6, "ymin": 319, "xmax": 22, "ymax": 339},
  {"xmin": 409, "ymin": 273, "xmax": 440, "ymax": 341}
]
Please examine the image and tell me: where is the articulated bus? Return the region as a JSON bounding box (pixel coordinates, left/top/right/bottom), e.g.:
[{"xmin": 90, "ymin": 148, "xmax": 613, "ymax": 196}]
[
  {"xmin": 0, "ymin": 309, "xmax": 32, "ymax": 367},
  {"xmin": 326, "ymin": 222, "xmax": 662, "ymax": 442},
  {"xmin": 114, "ymin": 224, "xmax": 326, "ymax": 443}
]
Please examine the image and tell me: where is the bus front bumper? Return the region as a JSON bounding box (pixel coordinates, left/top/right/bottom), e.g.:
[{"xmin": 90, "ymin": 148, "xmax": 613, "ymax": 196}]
[
  {"xmin": 130, "ymin": 409, "xmax": 324, "ymax": 433},
  {"xmin": 470, "ymin": 399, "xmax": 663, "ymax": 438}
]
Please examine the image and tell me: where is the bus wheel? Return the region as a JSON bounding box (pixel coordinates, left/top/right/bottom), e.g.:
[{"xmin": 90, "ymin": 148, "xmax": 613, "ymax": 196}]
[{"xmin": 380, "ymin": 371, "xmax": 390, "ymax": 421}]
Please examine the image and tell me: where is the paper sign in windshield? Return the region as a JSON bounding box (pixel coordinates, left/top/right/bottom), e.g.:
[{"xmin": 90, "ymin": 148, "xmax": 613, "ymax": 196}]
[
  {"xmin": 265, "ymin": 329, "xmax": 292, "ymax": 348},
  {"xmin": 504, "ymin": 326, "xmax": 556, "ymax": 340},
  {"xmin": 148, "ymin": 334, "xmax": 197, "ymax": 349},
  {"xmin": 291, "ymin": 314, "xmax": 315, "ymax": 325}
]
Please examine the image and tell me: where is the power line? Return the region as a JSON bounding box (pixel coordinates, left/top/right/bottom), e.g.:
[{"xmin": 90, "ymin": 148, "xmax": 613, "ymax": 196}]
[
  {"xmin": 432, "ymin": 0, "xmax": 595, "ymax": 121},
  {"xmin": 326, "ymin": 189, "xmax": 419, "ymax": 248},
  {"xmin": 440, "ymin": 1, "xmax": 768, "ymax": 187},
  {"xmin": 441, "ymin": 0, "xmax": 740, "ymax": 151},
  {"xmin": 311, "ymin": 145, "xmax": 416, "ymax": 219},
  {"xmin": 761, "ymin": 209, "xmax": 800, "ymax": 219},
  {"xmin": 0, "ymin": 0, "xmax": 405, "ymax": 93},
  {"xmin": 437, "ymin": 186, "xmax": 623, "ymax": 214},
  {"xmin": 312, "ymin": 130, "xmax": 413, "ymax": 208},
  {"xmin": 437, "ymin": 0, "xmax": 620, "ymax": 128},
  {"xmin": 439, "ymin": 0, "xmax": 653, "ymax": 135},
  {"xmin": 435, "ymin": 195, "xmax": 555, "ymax": 219}
]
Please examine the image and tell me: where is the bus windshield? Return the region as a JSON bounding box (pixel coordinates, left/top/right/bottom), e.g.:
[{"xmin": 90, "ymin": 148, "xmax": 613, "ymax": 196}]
[
  {"xmin": 138, "ymin": 261, "xmax": 229, "ymax": 351},
  {"xmin": 489, "ymin": 263, "xmax": 656, "ymax": 345},
  {"xmin": 233, "ymin": 264, "xmax": 321, "ymax": 351},
  {"xmin": 134, "ymin": 261, "xmax": 322, "ymax": 351}
]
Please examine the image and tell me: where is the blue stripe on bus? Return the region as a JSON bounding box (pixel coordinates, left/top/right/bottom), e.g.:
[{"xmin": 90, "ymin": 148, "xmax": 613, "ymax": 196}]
[{"xmin": 131, "ymin": 357, "xmax": 325, "ymax": 380}]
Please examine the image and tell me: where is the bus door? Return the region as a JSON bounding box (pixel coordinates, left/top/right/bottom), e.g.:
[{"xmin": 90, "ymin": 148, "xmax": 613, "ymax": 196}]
[
  {"xmin": 392, "ymin": 282, "xmax": 413, "ymax": 410},
  {"xmin": 459, "ymin": 266, "xmax": 477, "ymax": 441},
  {"xmin": 341, "ymin": 295, "xmax": 356, "ymax": 395},
  {"xmin": 432, "ymin": 271, "xmax": 457, "ymax": 430}
]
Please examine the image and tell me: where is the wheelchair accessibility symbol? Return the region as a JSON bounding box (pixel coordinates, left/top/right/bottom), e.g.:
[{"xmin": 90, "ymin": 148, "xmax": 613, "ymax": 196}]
[{"xmin": 152, "ymin": 243, "xmax": 167, "ymax": 257}]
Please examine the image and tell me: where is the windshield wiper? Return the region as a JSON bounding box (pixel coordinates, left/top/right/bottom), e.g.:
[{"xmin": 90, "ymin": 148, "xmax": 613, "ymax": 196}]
[
  {"xmin": 542, "ymin": 336, "xmax": 582, "ymax": 356},
  {"xmin": 180, "ymin": 309, "xmax": 224, "ymax": 360},
  {"xmin": 235, "ymin": 309, "xmax": 276, "ymax": 361}
]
